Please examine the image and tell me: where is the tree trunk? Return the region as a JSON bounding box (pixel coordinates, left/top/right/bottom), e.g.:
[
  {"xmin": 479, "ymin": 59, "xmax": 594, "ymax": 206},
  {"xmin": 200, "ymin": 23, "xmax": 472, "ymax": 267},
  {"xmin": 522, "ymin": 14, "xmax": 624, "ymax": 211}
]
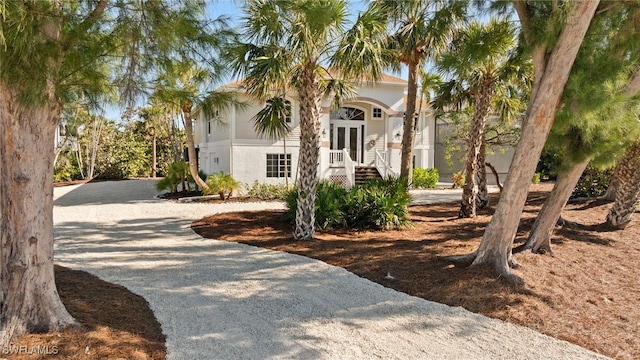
[
  {"xmin": 76, "ymin": 146, "xmax": 85, "ymax": 179},
  {"xmin": 400, "ymin": 61, "xmax": 419, "ymax": 184},
  {"xmin": 450, "ymin": 1, "xmax": 599, "ymax": 282},
  {"xmin": 88, "ymin": 114, "xmax": 102, "ymax": 179},
  {"xmin": 170, "ymin": 111, "xmax": 181, "ymax": 162},
  {"xmin": 476, "ymin": 134, "xmax": 489, "ymax": 209},
  {"xmin": 606, "ymin": 140, "xmax": 640, "ymax": 229},
  {"xmin": 293, "ymin": 66, "xmax": 321, "ymax": 241},
  {"xmin": 0, "ymin": 88, "xmax": 77, "ymax": 346},
  {"xmin": 152, "ymin": 131, "xmax": 157, "ymax": 178},
  {"xmin": 181, "ymin": 104, "xmax": 209, "ymax": 192},
  {"xmin": 485, "ymin": 162, "xmax": 503, "ymax": 192},
  {"xmin": 524, "ymin": 157, "xmax": 590, "ymax": 254},
  {"xmin": 460, "ymin": 82, "xmax": 493, "ymax": 218},
  {"xmin": 602, "ymin": 160, "xmax": 621, "ymax": 201}
]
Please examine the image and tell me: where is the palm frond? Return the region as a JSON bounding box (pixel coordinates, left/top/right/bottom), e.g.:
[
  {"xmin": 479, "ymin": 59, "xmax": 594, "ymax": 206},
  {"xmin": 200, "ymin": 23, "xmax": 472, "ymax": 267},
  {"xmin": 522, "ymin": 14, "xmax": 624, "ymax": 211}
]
[
  {"xmin": 321, "ymin": 78, "xmax": 357, "ymax": 110},
  {"xmin": 331, "ymin": 1, "xmax": 389, "ymax": 83},
  {"xmin": 252, "ymin": 96, "xmax": 292, "ymax": 140}
]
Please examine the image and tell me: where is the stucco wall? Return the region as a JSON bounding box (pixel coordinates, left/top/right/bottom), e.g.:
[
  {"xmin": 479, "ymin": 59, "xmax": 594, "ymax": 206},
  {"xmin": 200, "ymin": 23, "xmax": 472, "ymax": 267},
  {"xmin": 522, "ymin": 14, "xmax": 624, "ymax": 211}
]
[
  {"xmin": 356, "ymin": 84, "xmax": 407, "ymax": 110},
  {"xmin": 365, "ymin": 114, "xmax": 385, "ymax": 164},
  {"xmin": 235, "ymin": 102, "xmax": 265, "ymax": 140},
  {"xmin": 230, "ymin": 144, "xmax": 300, "ymax": 186},
  {"xmin": 199, "ymin": 143, "xmax": 231, "ymax": 176}
]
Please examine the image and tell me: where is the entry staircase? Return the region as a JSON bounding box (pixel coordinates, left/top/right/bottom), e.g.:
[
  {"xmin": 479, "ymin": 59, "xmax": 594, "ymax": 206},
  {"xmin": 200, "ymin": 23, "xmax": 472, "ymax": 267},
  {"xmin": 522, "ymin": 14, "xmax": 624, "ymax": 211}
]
[
  {"xmin": 355, "ymin": 166, "xmax": 383, "ymax": 185},
  {"xmin": 328, "ymin": 149, "xmax": 397, "ymax": 188}
]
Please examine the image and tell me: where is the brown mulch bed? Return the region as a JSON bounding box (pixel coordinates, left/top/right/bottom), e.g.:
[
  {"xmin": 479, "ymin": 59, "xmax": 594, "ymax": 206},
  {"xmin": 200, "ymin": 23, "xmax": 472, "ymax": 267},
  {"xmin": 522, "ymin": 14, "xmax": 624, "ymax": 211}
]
[
  {"xmin": 192, "ymin": 183, "xmax": 640, "ymax": 360},
  {"xmin": 5, "ymin": 266, "xmax": 165, "ymax": 359}
]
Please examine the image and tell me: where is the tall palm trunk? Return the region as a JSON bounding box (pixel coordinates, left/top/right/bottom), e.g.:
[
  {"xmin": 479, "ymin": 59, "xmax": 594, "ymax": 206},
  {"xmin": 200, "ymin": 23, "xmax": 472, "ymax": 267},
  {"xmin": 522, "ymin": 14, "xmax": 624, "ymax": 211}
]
[
  {"xmin": 524, "ymin": 157, "xmax": 590, "ymax": 254},
  {"xmin": 602, "ymin": 158, "xmax": 622, "ymax": 201},
  {"xmin": 476, "ymin": 138, "xmax": 489, "ymax": 209},
  {"xmin": 181, "ymin": 103, "xmax": 209, "ymax": 192},
  {"xmin": 0, "ymin": 87, "xmax": 77, "ymax": 346},
  {"xmin": 606, "ymin": 140, "xmax": 640, "ymax": 229},
  {"xmin": 460, "ymin": 81, "xmax": 494, "ymax": 218},
  {"xmin": 400, "ymin": 61, "xmax": 420, "ymax": 184},
  {"xmin": 293, "ymin": 66, "xmax": 322, "ymax": 241}
]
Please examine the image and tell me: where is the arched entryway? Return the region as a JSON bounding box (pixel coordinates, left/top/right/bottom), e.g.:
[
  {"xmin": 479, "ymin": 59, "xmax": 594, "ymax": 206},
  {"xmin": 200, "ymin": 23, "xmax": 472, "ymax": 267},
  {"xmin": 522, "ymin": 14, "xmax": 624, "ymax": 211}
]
[{"xmin": 330, "ymin": 107, "xmax": 365, "ymax": 164}]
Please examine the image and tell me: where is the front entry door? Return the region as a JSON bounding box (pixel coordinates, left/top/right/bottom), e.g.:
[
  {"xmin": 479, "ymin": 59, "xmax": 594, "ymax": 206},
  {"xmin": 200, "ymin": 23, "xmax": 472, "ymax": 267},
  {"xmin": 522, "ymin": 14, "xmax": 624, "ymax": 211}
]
[{"xmin": 331, "ymin": 124, "xmax": 362, "ymax": 163}]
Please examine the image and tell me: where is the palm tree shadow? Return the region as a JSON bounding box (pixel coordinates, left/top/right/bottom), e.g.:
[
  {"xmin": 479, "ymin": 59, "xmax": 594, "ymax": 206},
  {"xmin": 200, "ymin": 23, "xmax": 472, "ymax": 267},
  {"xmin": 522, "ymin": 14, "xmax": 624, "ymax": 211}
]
[{"xmin": 554, "ymin": 224, "xmax": 614, "ymax": 246}]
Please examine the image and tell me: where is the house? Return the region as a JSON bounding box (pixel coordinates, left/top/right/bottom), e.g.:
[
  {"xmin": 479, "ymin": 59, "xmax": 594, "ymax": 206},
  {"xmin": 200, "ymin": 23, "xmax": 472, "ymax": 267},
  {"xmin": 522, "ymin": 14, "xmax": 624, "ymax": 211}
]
[{"xmin": 194, "ymin": 74, "xmax": 514, "ymax": 187}]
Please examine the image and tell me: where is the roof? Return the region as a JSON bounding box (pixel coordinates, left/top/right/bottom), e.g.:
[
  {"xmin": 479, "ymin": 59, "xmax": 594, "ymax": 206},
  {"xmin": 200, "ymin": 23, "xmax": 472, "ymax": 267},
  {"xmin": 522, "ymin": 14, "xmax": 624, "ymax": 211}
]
[{"xmin": 378, "ymin": 73, "xmax": 407, "ymax": 84}]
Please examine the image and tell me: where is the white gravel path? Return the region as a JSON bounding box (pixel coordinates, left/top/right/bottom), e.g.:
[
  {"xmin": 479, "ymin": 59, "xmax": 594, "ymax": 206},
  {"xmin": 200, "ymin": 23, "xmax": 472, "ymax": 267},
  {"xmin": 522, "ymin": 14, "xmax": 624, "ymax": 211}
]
[{"xmin": 53, "ymin": 180, "xmax": 608, "ymax": 359}]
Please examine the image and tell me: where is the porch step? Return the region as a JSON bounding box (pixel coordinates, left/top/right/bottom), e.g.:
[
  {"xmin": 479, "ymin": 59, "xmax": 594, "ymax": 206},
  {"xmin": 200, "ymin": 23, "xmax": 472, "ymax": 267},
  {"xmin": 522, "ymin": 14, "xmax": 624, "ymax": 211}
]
[{"xmin": 355, "ymin": 166, "xmax": 383, "ymax": 185}]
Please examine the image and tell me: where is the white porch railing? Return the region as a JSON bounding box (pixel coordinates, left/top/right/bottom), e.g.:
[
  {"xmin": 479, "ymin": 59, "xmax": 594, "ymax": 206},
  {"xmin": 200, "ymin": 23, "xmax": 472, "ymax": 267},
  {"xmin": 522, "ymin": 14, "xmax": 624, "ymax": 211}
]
[
  {"xmin": 329, "ymin": 150, "xmax": 345, "ymax": 167},
  {"xmin": 329, "ymin": 149, "xmax": 355, "ymax": 187},
  {"xmin": 343, "ymin": 149, "xmax": 355, "ymax": 187},
  {"xmin": 375, "ymin": 149, "xmax": 398, "ymax": 179}
]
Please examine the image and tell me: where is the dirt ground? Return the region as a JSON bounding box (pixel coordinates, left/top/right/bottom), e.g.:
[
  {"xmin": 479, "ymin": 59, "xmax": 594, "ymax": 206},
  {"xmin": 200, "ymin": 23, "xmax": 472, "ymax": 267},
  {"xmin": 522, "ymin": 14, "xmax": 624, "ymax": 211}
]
[
  {"xmin": 192, "ymin": 183, "xmax": 640, "ymax": 360},
  {"xmin": 4, "ymin": 266, "xmax": 165, "ymax": 360}
]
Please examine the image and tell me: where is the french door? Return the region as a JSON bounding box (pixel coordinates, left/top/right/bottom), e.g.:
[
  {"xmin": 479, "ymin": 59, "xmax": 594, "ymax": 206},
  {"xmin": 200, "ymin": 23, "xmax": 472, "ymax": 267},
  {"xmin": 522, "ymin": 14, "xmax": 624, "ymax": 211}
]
[{"xmin": 331, "ymin": 123, "xmax": 364, "ymax": 164}]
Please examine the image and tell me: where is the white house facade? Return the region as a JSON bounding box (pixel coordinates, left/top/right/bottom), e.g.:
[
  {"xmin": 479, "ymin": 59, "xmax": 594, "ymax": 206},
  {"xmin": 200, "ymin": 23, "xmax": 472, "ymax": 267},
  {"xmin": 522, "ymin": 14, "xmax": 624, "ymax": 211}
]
[{"xmin": 194, "ymin": 74, "xmax": 512, "ymax": 187}]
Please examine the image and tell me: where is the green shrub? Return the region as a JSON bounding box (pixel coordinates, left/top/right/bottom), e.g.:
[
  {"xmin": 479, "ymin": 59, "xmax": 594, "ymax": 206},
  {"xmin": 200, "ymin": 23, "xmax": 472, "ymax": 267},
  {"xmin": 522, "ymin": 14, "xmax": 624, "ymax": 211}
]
[
  {"xmin": 187, "ymin": 170, "xmax": 207, "ymax": 190},
  {"xmin": 204, "ymin": 172, "xmax": 240, "ymax": 200},
  {"xmin": 412, "ymin": 168, "xmax": 439, "ymax": 188},
  {"xmin": 156, "ymin": 161, "xmax": 190, "ymax": 193},
  {"xmin": 532, "ymin": 172, "xmax": 541, "ymax": 184},
  {"xmin": 344, "ymin": 178, "xmax": 411, "ymax": 230},
  {"xmin": 572, "ymin": 166, "xmax": 613, "ymax": 198},
  {"xmin": 284, "ymin": 181, "xmax": 347, "ymax": 230},
  {"xmin": 246, "ymin": 181, "xmax": 292, "ymax": 200},
  {"xmin": 314, "ymin": 181, "xmax": 348, "ymax": 230},
  {"xmin": 284, "ymin": 178, "xmax": 411, "ymax": 231}
]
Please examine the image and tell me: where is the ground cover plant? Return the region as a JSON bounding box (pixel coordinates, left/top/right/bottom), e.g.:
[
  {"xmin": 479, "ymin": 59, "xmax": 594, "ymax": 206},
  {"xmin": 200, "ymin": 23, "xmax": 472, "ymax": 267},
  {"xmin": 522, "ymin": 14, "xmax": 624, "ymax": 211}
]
[
  {"xmin": 192, "ymin": 183, "xmax": 640, "ymax": 360},
  {"xmin": 284, "ymin": 178, "xmax": 412, "ymax": 231},
  {"xmin": 412, "ymin": 168, "xmax": 439, "ymax": 188}
]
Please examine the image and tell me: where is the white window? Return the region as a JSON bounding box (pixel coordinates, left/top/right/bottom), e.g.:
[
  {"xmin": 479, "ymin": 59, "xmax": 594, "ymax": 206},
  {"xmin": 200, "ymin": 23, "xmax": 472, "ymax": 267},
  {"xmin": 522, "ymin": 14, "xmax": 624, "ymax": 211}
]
[
  {"xmin": 285, "ymin": 100, "xmax": 292, "ymax": 124},
  {"xmin": 266, "ymin": 154, "xmax": 291, "ymax": 178},
  {"xmin": 373, "ymin": 107, "xmax": 382, "ymax": 118}
]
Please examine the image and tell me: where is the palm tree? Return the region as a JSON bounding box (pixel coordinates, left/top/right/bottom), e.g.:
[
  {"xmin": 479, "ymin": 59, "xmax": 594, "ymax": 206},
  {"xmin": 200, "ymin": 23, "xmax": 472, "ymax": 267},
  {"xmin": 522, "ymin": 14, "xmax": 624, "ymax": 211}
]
[
  {"xmin": 375, "ymin": 0, "xmax": 466, "ymax": 184},
  {"xmin": 152, "ymin": 60, "xmax": 237, "ymax": 192},
  {"xmin": 229, "ymin": 0, "xmax": 388, "ymax": 241},
  {"xmin": 252, "ymin": 97, "xmax": 293, "ymax": 186},
  {"xmin": 606, "ymin": 139, "xmax": 640, "ymax": 229},
  {"xmin": 434, "ymin": 18, "xmax": 531, "ymax": 218}
]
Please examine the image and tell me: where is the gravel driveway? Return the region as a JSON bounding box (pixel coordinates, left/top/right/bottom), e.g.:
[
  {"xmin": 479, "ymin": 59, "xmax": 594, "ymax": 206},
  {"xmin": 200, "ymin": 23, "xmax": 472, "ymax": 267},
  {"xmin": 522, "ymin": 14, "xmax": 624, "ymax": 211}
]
[{"xmin": 53, "ymin": 180, "xmax": 607, "ymax": 359}]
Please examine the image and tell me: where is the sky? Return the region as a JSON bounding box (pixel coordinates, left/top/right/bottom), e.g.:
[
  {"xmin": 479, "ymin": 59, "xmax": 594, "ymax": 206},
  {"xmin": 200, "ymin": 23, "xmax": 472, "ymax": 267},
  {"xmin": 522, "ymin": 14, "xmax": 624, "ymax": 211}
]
[
  {"xmin": 206, "ymin": 0, "xmax": 370, "ymax": 24},
  {"xmin": 106, "ymin": 0, "xmax": 393, "ymax": 121}
]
